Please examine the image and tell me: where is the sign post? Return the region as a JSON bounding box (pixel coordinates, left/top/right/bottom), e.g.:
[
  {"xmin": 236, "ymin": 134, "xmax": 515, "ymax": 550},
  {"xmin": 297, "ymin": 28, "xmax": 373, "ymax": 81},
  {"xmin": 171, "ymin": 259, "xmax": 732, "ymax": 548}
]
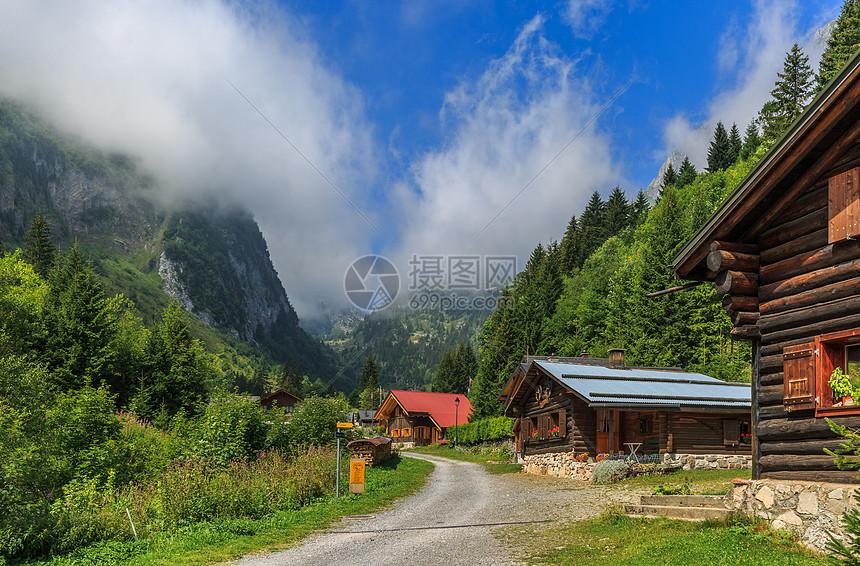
[{"xmin": 335, "ymin": 422, "xmax": 354, "ymax": 498}]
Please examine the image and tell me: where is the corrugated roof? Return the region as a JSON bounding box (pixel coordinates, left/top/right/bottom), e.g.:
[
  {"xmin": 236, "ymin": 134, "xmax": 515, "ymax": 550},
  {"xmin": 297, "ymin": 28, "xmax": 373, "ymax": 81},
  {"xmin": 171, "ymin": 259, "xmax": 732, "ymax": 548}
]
[
  {"xmin": 533, "ymin": 360, "xmax": 750, "ymax": 410},
  {"xmin": 389, "ymin": 390, "xmax": 473, "ymax": 428}
]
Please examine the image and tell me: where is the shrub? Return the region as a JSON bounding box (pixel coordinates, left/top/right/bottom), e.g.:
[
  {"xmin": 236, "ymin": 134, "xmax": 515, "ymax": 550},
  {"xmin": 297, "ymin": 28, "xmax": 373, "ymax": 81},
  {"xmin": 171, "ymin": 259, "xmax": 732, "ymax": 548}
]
[
  {"xmin": 591, "ymin": 459, "xmax": 630, "ymax": 484},
  {"xmin": 286, "ymin": 396, "xmax": 352, "ymax": 448},
  {"xmin": 188, "ymin": 391, "xmax": 267, "ymax": 467},
  {"xmin": 456, "ymin": 416, "xmax": 515, "ymax": 445}
]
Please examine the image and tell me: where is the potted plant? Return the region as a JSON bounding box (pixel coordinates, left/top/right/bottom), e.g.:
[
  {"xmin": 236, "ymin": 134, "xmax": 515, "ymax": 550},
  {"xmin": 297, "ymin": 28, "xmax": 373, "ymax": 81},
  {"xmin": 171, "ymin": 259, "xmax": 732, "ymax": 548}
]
[{"xmin": 830, "ymin": 367, "xmax": 854, "ymax": 406}]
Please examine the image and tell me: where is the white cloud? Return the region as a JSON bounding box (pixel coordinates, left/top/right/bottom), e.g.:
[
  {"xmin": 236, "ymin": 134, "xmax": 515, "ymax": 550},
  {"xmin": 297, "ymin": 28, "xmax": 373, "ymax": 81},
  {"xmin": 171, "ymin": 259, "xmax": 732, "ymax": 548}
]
[
  {"xmin": 659, "ymin": 0, "xmax": 827, "ymax": 171},
  {"xmin": 391, "ymin": 15, "xmax": 619, "ymax": 269},
  {"xmin": 0, "ymin": 0, "xmax": 380, "ymax": 315},
  {"xmin": 563, "ymin": 0, "xmax": 615, "ymax": 39}
]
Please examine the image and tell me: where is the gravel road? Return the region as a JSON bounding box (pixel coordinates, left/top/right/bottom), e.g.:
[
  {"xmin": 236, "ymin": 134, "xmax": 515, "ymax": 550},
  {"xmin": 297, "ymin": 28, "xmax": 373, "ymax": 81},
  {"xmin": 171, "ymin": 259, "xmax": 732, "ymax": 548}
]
[{"xmin": 230, "ymin": 453, "xmax": 640, "ymax": 566}]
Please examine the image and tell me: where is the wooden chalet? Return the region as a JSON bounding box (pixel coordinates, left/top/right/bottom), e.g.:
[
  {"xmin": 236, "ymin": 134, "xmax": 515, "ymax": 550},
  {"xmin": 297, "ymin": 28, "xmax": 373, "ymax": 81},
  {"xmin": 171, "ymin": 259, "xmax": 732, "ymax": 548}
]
[
  {"xmin": 375, "ymin": 390, "xmax": 472, "ymax": 446},
  {"xmin": 259, "ymin": 390, "xmax": 302, "ymax": 419},
  {"xmin": 671, "ymin": 49, "xmax": 860, "ymax": 483},
  {"xmin": 500, "ymin": 354, "xmax": 751, "ymax": 459}
]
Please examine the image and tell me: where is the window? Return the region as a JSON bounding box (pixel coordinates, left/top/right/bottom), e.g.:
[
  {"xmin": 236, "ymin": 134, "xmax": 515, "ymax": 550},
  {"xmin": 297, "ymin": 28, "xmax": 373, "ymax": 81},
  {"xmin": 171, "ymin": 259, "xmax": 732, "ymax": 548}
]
[
  {"xmin": 639, "ymin": 417, "xmax": 653, "ymax": 434},
  {"xmin": 739, "ymin": 421, "xmax": 752, "ymax": 445},
  {"xmin": 401, "ymin": 427, "xmax": 412, "ymax": 438},
  {"xmin": 783, "ymin": 329, "xmax": 860, "ymax": 416},
  {"xmin": 828, "ymin": 167, "xmax": 860, "ymax": 243},
  {"xmin": 598, "ymin": 410, "xmax": 609, "ymax": 433},
  {"xmin": 391, "ymin": 428, "xmax": 400, "ymax": 438}
]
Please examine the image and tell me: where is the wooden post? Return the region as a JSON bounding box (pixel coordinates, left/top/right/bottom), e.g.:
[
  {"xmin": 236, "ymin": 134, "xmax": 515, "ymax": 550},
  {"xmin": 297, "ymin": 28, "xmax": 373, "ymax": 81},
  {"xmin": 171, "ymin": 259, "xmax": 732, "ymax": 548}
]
[{"xmin": 715, "ymin": 270, "xmax": 758, "ymax": 295}]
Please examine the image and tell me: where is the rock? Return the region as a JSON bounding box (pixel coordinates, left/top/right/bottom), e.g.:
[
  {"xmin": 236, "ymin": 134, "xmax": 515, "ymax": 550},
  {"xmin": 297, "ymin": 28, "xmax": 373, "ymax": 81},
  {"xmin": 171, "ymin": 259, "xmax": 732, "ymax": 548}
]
[
  {"xmin": 775, "ymin": 510, "xmax": 803, "ymax": 527},
  {"xmin": 797, "ymin": 492, "xmax": 818, "ymax": 515},
  {"xmin": 829, "ymin": 488, "xmax": 844, "ymax": 500},
  {"xmin": 756, "ymin": 486, "xmax": 775, "ymax": 508}
]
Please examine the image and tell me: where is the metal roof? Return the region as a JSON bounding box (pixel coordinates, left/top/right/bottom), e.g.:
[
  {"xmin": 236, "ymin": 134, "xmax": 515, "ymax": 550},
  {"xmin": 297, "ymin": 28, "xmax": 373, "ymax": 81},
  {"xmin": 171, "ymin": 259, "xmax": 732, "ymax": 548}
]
[{"xmin": 533, "ymin": 360, "xmax": 750, "ymax": 410}]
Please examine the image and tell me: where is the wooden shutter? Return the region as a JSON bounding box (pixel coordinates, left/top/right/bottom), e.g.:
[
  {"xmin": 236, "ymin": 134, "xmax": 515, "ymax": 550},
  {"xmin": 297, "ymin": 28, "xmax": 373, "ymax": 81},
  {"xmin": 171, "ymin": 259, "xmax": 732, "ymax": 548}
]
[
  {"xmin": 783, "ymin": 341, "xmax": 816, "ymax": 411},
  {"xmin": 723, "ymin": 419, "xmax": 740, "ymax": 445},
  {"xmin": 829, "ymin": 167, "xmax": 860, "ymax": 243},
  {"xmin": 558, "ymin": 409, "xmax": 567, "ymax": 437}
]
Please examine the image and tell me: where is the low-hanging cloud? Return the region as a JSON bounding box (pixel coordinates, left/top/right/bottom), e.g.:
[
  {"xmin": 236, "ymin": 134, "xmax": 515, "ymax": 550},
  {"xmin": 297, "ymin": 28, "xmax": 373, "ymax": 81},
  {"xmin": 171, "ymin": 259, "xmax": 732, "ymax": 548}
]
[
  {"xmin": 660, "ymin": 0, "xmax": 831, "ymax": 171},
  {"xmin": 391, "ymin": 15, "xmax": 619, "ymax": 271},
  {"xmin": 0, "ymin": 0, "xmax": 380, "ymax": 315}
]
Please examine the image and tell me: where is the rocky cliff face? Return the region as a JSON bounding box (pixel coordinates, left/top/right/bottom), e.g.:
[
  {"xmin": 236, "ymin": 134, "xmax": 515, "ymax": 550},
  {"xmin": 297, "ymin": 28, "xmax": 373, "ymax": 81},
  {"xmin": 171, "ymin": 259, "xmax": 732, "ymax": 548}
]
[{"xmin": 0, "ymin": 100, "xmax": 331, "ymax": 374}]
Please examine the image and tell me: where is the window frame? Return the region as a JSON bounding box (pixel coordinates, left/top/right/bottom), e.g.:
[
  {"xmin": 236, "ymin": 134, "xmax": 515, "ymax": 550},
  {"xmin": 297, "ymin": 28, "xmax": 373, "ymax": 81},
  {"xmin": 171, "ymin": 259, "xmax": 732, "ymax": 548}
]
[{"xmin": 814, "ymin": 328, "xmax": 860, "ymax": 417}]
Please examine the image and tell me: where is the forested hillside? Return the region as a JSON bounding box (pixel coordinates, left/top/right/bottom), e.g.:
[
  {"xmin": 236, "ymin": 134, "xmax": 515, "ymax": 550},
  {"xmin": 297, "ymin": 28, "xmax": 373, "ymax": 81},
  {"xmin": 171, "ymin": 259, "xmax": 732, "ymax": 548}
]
[{"xmin": 467, "ymin": 25, "xmax": 844, "ymax": 418}]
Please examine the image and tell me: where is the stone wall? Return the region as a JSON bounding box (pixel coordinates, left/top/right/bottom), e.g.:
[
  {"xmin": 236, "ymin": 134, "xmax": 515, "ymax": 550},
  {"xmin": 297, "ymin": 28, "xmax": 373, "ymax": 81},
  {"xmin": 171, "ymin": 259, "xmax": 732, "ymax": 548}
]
[
  {"xmin": 727, "ymin": 479, "xmax": 856, "ymax": 553},
  {"xmin": 522, "ymin": 453, "xmax": 595, "ymax": 481},
  {"xmin": 662, "ymin": 453, "xmax": 752, "ymax": 471}
]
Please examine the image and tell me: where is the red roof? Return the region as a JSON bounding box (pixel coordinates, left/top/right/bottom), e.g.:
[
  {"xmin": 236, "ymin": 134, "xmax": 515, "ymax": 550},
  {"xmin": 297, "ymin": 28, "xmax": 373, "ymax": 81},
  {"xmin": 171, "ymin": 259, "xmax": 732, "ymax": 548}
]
[{"xmin": 387, "ymin": 390, "xmax": 472, "ymax": 428}]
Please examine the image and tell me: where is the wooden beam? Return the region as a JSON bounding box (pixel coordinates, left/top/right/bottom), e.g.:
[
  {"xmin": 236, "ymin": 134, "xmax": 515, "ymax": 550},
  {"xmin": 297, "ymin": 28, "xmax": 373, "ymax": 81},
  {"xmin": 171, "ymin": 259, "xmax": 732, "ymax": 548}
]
[
  {"xmin": 722, "ymin": 295, "xmax": 759, "ymax": 312},
  {"xmin": 759, "ymin": 454, "xmax": 840, "ymax": 471},
  {"xmin": 731, "ymin": 325, "xmax": 761, "ymax": 341},
  {"xmin": 759, "ymin": 240, "xmax": 860, "ymax": 285},
  {"xmin": 645, "ymin": 280, "xmax": 703, "ymax": 298},
  {"xmin": 759, "ymin": 275, "xmax": 860, "ymax": 317},
  {"xmin": 759, "ymin": 257, "xmax": 860, "ymax": 302},
  {"xmin": 731, "ymin": 311, "xmax": 760, "ymax": 326},
  {"xmin": 758, "ymin": 208, "xmax": 828, "ymax": 250},
  {"xmin": 707, "ymin": 250, "xmax": 759, "ymax": 272},
  {"xmin": 710, "ymin": 241, "xmax": 760, "ymax": 254},
  {"xmin": 758, "ymin": 295, "xmax": 860, "ymax": 335},
  {"xmin": 715, "ymin": 270, "xmax": 758, "ymax": 295},
  {"xmin": 762, "ymin": 470, "xmax": 860, "ymax": 483},
  {"xmin": 760, "ymin": 228, "xmax": 828, "ymax": 266},
  {"xmin": 757, "ymin": 414, "xmax": 860, "ymax": 441}
]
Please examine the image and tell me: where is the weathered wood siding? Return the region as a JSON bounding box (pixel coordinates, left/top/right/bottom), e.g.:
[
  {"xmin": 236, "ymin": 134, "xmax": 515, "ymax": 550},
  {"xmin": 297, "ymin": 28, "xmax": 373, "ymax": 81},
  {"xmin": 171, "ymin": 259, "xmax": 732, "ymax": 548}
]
[
  {"xmin": 755, "ymin": 163, "xmax": 860, "ymax": 483},
  {"xmin": 521, "ymin": 375, "xmax": 577, "ymax": 456},
  {"xmin": 665, "ymin": 412, "xmax": 751, "ymax": 455}
]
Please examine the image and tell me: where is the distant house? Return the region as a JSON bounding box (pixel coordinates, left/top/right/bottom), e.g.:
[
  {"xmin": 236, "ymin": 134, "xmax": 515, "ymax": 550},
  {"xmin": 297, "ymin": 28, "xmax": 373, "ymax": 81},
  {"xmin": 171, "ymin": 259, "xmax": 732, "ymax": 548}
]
[
  {"xmin": 670, "ymin": 48, "xmax": 860, "ymax": 484},
  {"xmin": 354, "ymin": 409, "xmax": 378, "ymax": 427},
  {"xmin": 375, "ymin": 390, "xmax": 472, "ymax": 447},
  {"xmin": 500, "ymin": 353, "xmax": 751, "ymax": 459},
  {"xmin": 259, "ymin": 390, "xmax": 302, "ymax": 419}
]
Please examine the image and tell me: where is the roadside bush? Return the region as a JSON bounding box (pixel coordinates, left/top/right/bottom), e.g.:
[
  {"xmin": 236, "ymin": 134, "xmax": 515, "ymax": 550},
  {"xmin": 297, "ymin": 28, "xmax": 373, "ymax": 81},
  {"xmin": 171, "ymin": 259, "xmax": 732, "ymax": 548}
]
[
  {"xmin": 286, "ymin": 396, "xmax": 352, "ymax": 448},
  {"xmin": 188, "ymin": 391, "xmax": 267, "ymax": 467},
  {"xmin": 457, "ymin": 416, "xmax": 515, "ymax": 445},
  {"xmin": 592, "ymin": 459, "xmax": 630, "ymax": 484}
]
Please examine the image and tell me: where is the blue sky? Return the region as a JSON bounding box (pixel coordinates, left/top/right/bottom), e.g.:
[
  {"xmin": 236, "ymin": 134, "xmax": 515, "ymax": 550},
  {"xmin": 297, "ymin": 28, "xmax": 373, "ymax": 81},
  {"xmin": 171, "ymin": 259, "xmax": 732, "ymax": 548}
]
[{"xmin": 0, "ymin": 0, "xmax": 844, "ymax": 315}]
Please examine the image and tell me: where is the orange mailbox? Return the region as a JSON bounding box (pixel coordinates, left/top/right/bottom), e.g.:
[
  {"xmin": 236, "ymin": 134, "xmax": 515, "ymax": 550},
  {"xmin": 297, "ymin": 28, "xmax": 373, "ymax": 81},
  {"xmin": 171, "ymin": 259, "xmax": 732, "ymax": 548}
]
[{"xmin": 349, "ymin": 460, "xmax": 366, "ymax": 494}]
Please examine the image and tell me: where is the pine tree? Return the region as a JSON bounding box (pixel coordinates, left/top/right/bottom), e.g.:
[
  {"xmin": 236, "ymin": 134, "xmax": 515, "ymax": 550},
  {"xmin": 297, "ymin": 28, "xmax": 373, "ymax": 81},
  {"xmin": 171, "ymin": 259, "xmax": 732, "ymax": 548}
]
[
  {"xmin": 677, "ymin": 156, "xmax": 697, "ymax": 187},
  {"xmin": 817, "ymin": 0, "xmax": 860, "ymax": 92},
  {"xmin": 431, "ymin": 350, "xmax": 458, "ymax": 393},
  {"xmin": 740, "ymin": 122, "xmax": 761, "ymax": 161},
  {"xmin": 455, "ymin": 342, "xmax": 478, "ymax": 394},
  {"xmin": 358, "ymin": 354, "xmax": 381, "ymax": 409},
  {"xmin": 279, "ymin": 358, "xmax": 303, "ymax": 397},
  {"xmin": 559, "ymin": 214, "xmax": 579, "ymax": 274},
  {"xmin": 706, "ymin": 121, "xmax": 732, "ymax": 172},
  {"xmin": 603, "ymin": 187, "xmax": 630, "ymax": 236},
  {"xmin": 629, "ymin": 191, "xmax": 650, "ymax": 227},
  {"xmin": 661, "ymin": 163, "xmax": 678, "ymax": 193},
  {"xmin": 576, "ymin": 191, "xmax": 607, "ymax": 264},
  {"xmin": 24, "ymin": 211, "xmax": 56, "ymax": 279},
  {"xmin": 138, "ymin": 301, "xmax": 210, "ymax": 419},
  {"xmin": 728, "ymin": 122, "xmax": 742, "ymax": 164},
  {"xmin": 760, "ymin": 43, "xmax": 813, "ymax": 140}
]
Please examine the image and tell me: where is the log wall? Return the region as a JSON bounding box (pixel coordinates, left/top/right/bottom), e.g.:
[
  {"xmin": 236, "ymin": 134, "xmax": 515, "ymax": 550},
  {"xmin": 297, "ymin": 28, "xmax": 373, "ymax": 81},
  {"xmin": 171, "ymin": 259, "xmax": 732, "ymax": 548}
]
[{"xmin": 746, "ymin": 158, "xmax": 860, "ymax": 482}]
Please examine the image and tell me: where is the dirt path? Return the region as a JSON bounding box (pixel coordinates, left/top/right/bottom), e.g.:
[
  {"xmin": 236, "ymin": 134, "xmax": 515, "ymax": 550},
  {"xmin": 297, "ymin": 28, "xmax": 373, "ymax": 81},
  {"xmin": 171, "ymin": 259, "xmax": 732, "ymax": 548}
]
[{"xmin": 230, "ymin": 453, "xmax": 643, "ymax": 566}]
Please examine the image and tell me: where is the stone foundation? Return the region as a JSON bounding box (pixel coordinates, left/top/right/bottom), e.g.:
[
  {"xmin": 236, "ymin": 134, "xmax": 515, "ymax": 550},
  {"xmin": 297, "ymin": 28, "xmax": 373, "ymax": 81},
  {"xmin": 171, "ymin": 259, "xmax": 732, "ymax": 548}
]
[
  {"xmin": 662, "ymin": 453, "xmax": 752, "ymax": 471},
  {"xmin": 727, "ymin": 479, "xmax": 856, "ymax": 553},
  {"xmin": 522, "ymin": 452, "xmax": 594, "ymax": 481}
]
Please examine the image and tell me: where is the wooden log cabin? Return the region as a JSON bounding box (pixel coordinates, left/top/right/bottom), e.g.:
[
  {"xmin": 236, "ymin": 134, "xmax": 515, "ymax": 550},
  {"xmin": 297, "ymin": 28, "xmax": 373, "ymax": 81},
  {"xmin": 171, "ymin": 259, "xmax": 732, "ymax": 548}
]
[
  {"xmin": 375, "ymin": 390, "xmax": 472, "ymax": 446},
  {"xmin": 500, "ymin": 353, "xmax": 751, "ymax": 459},
  {"xmin": 671, "ymin": 49, "xmax": 860, "ymax": 483},
  {"xmin": 258, "ymin": 389, "xmax": 302, "ymax": 419}
]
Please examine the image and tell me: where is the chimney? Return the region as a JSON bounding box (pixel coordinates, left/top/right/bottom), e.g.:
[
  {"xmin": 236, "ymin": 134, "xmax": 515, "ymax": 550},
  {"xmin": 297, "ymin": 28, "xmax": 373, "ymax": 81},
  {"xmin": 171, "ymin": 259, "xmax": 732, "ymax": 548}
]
[
  {"xmin": 609, "ymin": 348, "xmax": 626, "ymax": 367},
  {"xmin": 580, "ymin": 351, "xmax": 589, "ymax": 358}
]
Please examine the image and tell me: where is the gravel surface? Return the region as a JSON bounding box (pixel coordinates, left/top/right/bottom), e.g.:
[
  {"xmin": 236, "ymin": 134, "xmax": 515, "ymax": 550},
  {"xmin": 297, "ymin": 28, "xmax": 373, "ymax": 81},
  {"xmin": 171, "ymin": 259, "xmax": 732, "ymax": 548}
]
[{"xmin": 229, "ymin": 453, "xmax": 642, "ymax": 566}]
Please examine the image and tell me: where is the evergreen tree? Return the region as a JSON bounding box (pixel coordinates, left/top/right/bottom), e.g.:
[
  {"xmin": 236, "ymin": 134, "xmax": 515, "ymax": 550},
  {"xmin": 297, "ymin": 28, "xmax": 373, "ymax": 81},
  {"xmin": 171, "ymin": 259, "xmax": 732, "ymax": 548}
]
[
  {"xmin": 661, "ymin": 163, "xmax": 678, "ymax": 193},
  {"xmin": 358, "ymin": 353, "xmax": 381, "ymax": 409},
  {"xmin": 559, "ymin": 214, "xmax": 579, "ymax": 274},
  {"xmin": 24, "ymin": 211, "xmax": 56, "ymax": 279},
  {"xmin": 677, "ymin": 156, "xmax": 697, "ymax": 187},
  {"xmin": 603, "ymin": 186, "xmax": 630, "ymax": 236},
  {"xmin": 740, "ymin": 122, "xmax": 761, "ymax": 161},
  {"xmin": 41, "ymin": 244, "xmax": 120, "ymax": 392},
  {"xmin": 576, "ymin": 191, "xmax": 607, "ymax": 264},
  {"xmin": 728, "ymin": 122, "xmax": 742, "ymax": 164},
  {"xmin": 279, "ymin": 358, "xmax": 303, "ymax": 397},
  {"xmin": 760, "ymin": 43, "xmax": 813, "ymax": 140},
  {"xmin": 706, "ymin": 121, "xmax": 732, "ymax": 172},
  {"xmin": 431, "ymin": 350, "xmax": 458, "ymax": 393},
  {"xmin": 138, "ymin": 301, "xmax": 210, "ymax": 419},
  {"xmin": 629, "ymin": 191, "xmax": 650, "ymax": 227},
  {"xmin": 817, "ymin": 0, "xmax": 860, "ymax": 92},
  {"xmin": 455, "ymin": 341, "xmax": 478, "ymax": 394}
]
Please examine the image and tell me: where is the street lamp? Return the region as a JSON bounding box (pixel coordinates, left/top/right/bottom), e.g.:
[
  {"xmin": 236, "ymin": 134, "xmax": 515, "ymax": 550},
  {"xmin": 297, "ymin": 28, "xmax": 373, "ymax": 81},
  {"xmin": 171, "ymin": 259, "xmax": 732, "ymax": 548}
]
[{"xmin": 454, "ymin": 397, "xmax": 460, "ymax": 450}]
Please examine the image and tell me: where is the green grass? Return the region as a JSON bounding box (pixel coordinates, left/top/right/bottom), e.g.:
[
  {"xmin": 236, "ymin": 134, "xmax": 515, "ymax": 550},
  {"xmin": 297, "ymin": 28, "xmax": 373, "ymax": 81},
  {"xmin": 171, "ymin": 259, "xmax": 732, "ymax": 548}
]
[
  {"xmin": 521, "ymin": 512, "xmax": 827, "ymax": 566},
  {"xmin": 407, "ymin": 444, "xmax": 522, "ymax": 474},
  {"xmin": 613, "ymin": 468, "xmax": 751, "ymax": 495},
  {"xmin": 20, "ymin": 455, "xmax": 433, "ymax": 566}
]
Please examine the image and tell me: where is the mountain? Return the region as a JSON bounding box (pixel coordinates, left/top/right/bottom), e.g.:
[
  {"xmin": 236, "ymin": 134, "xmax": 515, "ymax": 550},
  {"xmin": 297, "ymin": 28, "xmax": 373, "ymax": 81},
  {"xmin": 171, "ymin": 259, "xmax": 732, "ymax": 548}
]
[{"xmin": 0, "ymin": 100, "xmax": 337, "ymax": 385}]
